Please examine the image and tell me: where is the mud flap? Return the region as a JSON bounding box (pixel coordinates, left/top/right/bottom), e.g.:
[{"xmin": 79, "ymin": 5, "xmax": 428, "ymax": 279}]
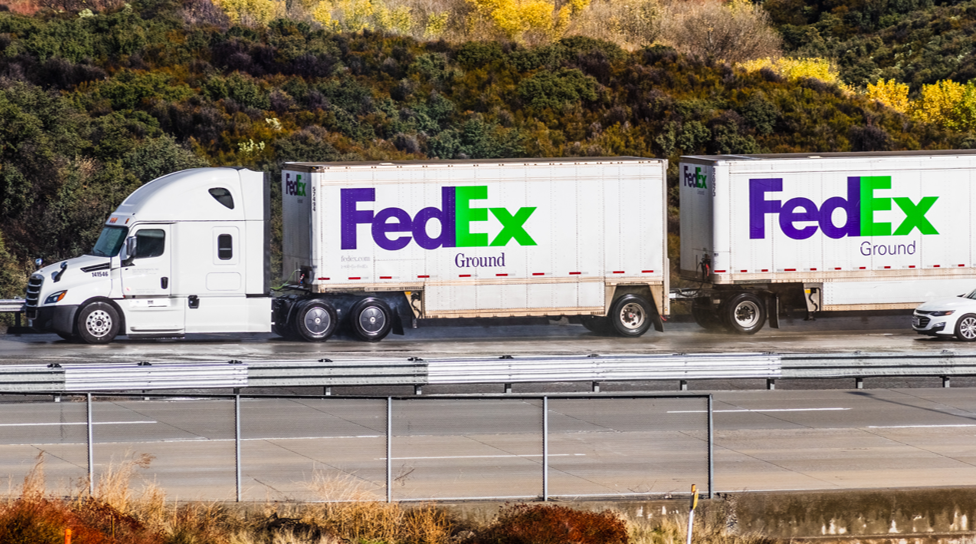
[{"xmin": 766, "ymin": 294, "xmax": 779, "ymax": 329}]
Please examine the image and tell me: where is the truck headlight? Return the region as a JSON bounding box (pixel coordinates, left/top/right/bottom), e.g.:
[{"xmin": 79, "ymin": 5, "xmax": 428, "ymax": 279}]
[
  {"xmin": 45, "ymin": 291, "xmax": 67, "ymax": 304},
  {"xmin": 930, "ymin": 310, "xmax": 955, "ymax": 316}
]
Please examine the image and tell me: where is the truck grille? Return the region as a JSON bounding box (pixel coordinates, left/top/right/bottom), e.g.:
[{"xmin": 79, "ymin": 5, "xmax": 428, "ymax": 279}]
[{"xmin": 25, "ymin": 274, "xmax": 43, "ymax": 319}]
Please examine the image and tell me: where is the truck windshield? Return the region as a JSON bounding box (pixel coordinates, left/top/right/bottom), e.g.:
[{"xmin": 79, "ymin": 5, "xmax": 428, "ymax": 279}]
[{"xmin": 91, "ymin": 226, "xmax": 129, "ymax": 257}]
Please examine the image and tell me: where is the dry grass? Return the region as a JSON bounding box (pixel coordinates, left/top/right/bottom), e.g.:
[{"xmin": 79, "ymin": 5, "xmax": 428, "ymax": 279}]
[{"xmin": 625, "ymin": 511, "xmax": 774, "ymax": 544}]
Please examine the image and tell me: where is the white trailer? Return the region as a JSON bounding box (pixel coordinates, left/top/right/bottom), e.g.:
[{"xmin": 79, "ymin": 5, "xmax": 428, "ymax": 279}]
[
  {"xmin": 25, "ymin": 158, "xmax": 669, "ymax": 343},
  {"xmin": 279, "ymin": 158, "xmax": 669, "ymax": 340},
  {"xmin": 680, "ymin": 150, "xmax": 976, "ymax": 333}
]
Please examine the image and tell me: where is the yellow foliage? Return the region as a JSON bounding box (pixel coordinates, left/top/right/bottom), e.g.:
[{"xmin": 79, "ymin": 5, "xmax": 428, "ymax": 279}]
[
  {"xmin": 213, "ymin": 0, "xmax": 278, "ymax": 25},
  {"xmin": 376, "ymin": 4, "xmax": 413, "ymax": 33},
  {"xmin": 912, "ymin": 79, "xmax": 964, "ymax": 125},
  {"xmin": 866, "ymin": 79, "xmax": 909, "ymax": 113},
  {"xmin": 424, "ymin": 12, "xmax": 449, "ymax": 38},
  {"xmin": 311, "ymin": 1, "xmax": 336, "ymax": 28},
  {"xmin": 468, "ymin": 0, "xmax": 591, "ymax": 42},
  {"xmin": 739, "ymin": 57, "xmax": 842, "ymax": 85}
]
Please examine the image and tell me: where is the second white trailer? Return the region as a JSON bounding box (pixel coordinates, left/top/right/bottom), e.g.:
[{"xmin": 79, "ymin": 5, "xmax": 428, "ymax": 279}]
[{"xmin": 680, "ymin": 150, "xmax": 976, "ymax": 333}]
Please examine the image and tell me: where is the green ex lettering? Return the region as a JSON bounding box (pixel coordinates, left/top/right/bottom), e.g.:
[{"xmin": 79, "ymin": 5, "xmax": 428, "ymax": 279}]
[
  {"xmin": 455, "ymin": 185, "xmax": 537, "ymax": 247},
  {"xmin": 861, "ymin": 176, "xmax": 939, "ymax": 236}
]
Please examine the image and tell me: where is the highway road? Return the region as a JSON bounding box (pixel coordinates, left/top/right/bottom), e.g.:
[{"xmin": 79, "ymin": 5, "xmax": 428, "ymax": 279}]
[
  {"xmin": 3, "ymin": 387, "xmax": 976, "ymax": 501},
  {"xmin": 0, "ymin": 314, "xmax": 952, "ymax": 367}
]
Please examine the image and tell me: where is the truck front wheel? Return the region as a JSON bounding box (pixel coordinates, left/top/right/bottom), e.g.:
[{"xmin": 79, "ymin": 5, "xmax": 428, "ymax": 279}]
[
  {"xmin": 294, "ymin": 299, "xmax": 337, "ymax": 342},
  {"xmin": 76, "ymin": 302, "xmax": 120, "ymax": 344},
  {"xmin": 609, "ymin": 294, "xmax": 653, "ymax": 337},
  {"xmin": 351, "ymin": 297, "xmax": 392, "ymax": 342},
  {"xmin": 723, "ymin": 293, "xmax": 766, "ymax": 335}
]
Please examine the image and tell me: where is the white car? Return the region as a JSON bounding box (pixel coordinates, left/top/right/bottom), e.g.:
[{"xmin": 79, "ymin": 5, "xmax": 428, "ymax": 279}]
[{"xmin": 913, "ymin": 290, "xmax": 976, "ymax": 341}]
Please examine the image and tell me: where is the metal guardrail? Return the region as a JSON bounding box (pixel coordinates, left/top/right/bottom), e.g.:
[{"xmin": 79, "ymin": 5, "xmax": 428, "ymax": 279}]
[
  {"xmin": 0, "ymin": 299, "xmax": 24, "ymax": 313},
  {"xmin": 4, "ymin": 351, "xmax": 976, "ymax": 393}
]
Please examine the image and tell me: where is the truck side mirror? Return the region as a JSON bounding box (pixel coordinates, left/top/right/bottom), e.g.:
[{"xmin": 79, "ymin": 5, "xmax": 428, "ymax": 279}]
[{"xmin": 120, "ymin": 236, "xmax": 137, "ymax": 266}]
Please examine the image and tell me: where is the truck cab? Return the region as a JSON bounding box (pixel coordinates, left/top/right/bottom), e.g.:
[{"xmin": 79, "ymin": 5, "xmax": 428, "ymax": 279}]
[{"xmin": 25, "ymin": 168, "xmax": 271, "ymax": 343}]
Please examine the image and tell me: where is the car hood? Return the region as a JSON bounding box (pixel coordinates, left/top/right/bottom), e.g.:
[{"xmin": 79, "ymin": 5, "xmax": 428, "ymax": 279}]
[{"xmin": 916, "ymin": 296, "xmax": 976, "ymax": 312}]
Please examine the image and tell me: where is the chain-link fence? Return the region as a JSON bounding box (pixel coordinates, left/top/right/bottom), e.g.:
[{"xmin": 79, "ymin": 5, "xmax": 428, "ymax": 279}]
[{"xmin": 0, "ymin": 393, "xmax": 713, "ymax": 502}]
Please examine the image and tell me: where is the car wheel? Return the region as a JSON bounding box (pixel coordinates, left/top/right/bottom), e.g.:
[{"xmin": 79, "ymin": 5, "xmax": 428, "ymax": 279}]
[
  {"xmin": 75, "ymin": 302, "xmax": 120, "ymax": 344},
  {"xmin": 351, "ymin": 297, "xmax": 392, "ymax": 342},
  {"xmin": 955, "ymin": 314, "xmax": 976, "ymax": 342}
]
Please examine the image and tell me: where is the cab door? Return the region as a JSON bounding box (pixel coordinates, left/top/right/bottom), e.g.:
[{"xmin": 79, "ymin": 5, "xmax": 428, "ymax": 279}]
[{"xmin": 120, "ymin": 224, "xmax": 185, "ymax": 334}]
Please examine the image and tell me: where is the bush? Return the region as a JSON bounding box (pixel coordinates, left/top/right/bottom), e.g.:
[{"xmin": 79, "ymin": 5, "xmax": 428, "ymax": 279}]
[{"xmin": 477, "ymin": 504, "xmax": 629, "ymax": 544}]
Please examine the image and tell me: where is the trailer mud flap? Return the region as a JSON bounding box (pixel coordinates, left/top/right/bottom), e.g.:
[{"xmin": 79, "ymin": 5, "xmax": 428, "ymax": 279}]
[{"xmin": 767, "ymin": 294, "xmax": 779, "ymax": 329}]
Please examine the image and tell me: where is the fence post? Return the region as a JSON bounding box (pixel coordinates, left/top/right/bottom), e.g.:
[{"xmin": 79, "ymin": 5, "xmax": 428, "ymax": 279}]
[
  {"xmin": 235, "ymin": 394, "xmax": 241, "ymax": 502},
  {"xmin": 386, "ymin": 396, "xmax": 392, "ymax": 503},
  {"xmin": 87, "ymin": 393, "xmax": 93, "ymax": 497},
  {"xmin": 542, "ymin": 396, "xmax": 549, "ymax": 501},
  {"xmin": 707, "ymin": 394, "xmax": 714, "ymax": 499}
]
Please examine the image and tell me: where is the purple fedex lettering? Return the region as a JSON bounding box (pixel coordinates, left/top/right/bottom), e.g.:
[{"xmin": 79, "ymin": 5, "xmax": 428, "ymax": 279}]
[
  {"xmin": 341, "ymin": 187, "xmax": 457, "ymax": 250},
  {"xmin": 749, "ymin": 177, "xmax": 860, "ymax": 240}
]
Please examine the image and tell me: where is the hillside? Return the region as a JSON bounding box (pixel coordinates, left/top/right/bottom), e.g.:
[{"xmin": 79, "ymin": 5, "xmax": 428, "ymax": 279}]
[{"xmin": 0, "ymin": 0, "xmax": 965, "ymax": 298}]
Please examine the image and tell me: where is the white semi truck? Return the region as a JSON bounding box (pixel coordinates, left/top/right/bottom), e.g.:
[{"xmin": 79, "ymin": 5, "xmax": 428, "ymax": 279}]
[
  {"xmin": 680, "ymin": 150, "xmax": 976, "ymax": 334},
  {"xmin": 25, "ymin": 158, "xmax": 670, "ymax": 343}
]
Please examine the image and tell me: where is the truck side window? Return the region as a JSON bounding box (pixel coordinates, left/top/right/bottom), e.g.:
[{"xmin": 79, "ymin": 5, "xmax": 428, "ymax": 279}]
[
  {"xmin": 135, "ymin": 229, "xmax": 165, "ymax": 258},
  {"xmin": 218, "ymin": 234, "xmax": 233, "ymax": 260},
  {"xmin": 209, "ymin": 188, "xmax": 234, "ymax": 209}
]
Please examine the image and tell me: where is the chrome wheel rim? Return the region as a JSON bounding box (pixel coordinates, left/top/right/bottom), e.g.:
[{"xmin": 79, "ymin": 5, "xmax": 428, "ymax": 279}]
[
  {"xmin": 303, "ymin": 306, "xmax": 332, "ymax": 336},
  {"xmin": 961, "ymin": 317, "xmax": 976, "ymax": 340},
  {"xmin": 359, "ymin": 306, "xmax": 387, "ymax": 334},
  {"xmin": 618, "ymin": 302, "xmax": 645, "ymax": 330},
  {"xmin": 733, "ymin": 300, "xmax": 761, "ymax": 329},
  {"xmin": 86, "ymin": 309, "xmax": 112, "ymax": 337}
]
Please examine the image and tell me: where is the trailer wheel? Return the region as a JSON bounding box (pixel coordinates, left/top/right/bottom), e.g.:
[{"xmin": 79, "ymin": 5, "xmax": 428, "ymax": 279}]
[
  {"xmin": 955, "ymin": 314, "xmax": 976, "ymax": 342},
  {"xmin": 75, "ymin": 302, "xmax": 120, "ymax": 344},
  {"xmin": 609, "ymin": 294, "xmax": 653, "ymax": 337},
  {"xmin": 351, "ymin": 297, "xmax": 392, "ymax": 342},
  {"xmin": 293, "ymin": 299, "xmax": 337, "ymax": 342},
  {"xmin": 691, "ymin": 298, "xmax": 724, "ymax": 331},
  {"xmin": 580, "ymin": 316, "xmax": 614, "ymax": 335},
  {"xmin": 723, "ymin": 293, "xmax": 766, "ymax": 335}
]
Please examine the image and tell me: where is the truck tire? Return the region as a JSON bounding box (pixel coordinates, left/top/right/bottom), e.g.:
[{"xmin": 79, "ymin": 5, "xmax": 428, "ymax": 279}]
[
  {"xmin": 351, "ymin": 297, "xmax": 392, "ymax": 342},
  {"xmin": 609, "ymin": 294, "xmax": 653, "ymax": 337},
  {"xmin": 75, "ymin": 302, "xmax": 120, "ymax": 344},
  {"xmin": 955, "ymin": 314, "xmax": 976, "ymax": 342},
  {"xmin": 293, "ymin": 299, "xmax": 337, "ymax": 342},
  {"xmin": 580, "ymin": 316, "xmax": 614, "ymax": 335},
  {"xmin": 723, "ymin": 293, "xmax": 766, "ymax": 335},
  {"xmin": 691, "ymin": 298, "xmax": 724, "ymax": 331}
]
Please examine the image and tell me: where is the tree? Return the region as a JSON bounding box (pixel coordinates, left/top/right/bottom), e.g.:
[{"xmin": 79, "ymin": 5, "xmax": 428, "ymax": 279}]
[{"xmin": 657, "ymin": 0, "xmax": 781, "ymax": 64}]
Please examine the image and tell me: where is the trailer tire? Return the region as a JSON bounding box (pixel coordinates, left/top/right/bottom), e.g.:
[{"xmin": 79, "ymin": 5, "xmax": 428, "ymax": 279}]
[
  {"xmin": 609, "ymin": 294, "xmax": 653, "ymax": 337},
  {"xmin": 56, "ymin": 332, "xmax": 76, "ymax": 342},
  {"xmin": 955, "ymin": 314, "xmax": 976, "ymax": 342},
  {"xmin": 294, "ymin": 299, "xmax": 337, "ymax": 342},
  {"xmin": 580, "ymin": 316, "xmax": 614, "ymax": 335},
  {"xmin": 351, "ymin": 297, "xmax": 392, "ymax": 342},
  {"xmin": 723, "ymin": 293, "xmax": 766, "ymax": 335},
  {"xmin": 691, "ymin": 298, "xmax": 724, "ymax": 331},
  {"xmin": 75, "ymin": 302, "xmax": 120, "ymax": 344}
]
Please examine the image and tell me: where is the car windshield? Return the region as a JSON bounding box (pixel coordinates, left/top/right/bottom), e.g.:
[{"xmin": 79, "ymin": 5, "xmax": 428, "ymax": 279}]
[
  {"xmin": 967, "ymin": 289, "xmax": 976, "ymax": 300},
  {"xmin": 90, "ymin": 226, "xmax": 128, "ymax": 257}
]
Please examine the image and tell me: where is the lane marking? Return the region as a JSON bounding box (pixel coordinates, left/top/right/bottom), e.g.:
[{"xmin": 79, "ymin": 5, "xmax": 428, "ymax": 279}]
[
  {"xmin": 867, "ymin": 424, "xmax": 976, "ymax": 429},
  {"xmin": 668, "ymin": 408, "xmax": 851, "ymax": 413},
  {"xmin": 381, "ymin": 454, "xmax": 585, "ymax": 460},
  {"xmin": 0, "ymin": 421, "xmax": 156, "ymax": 427}
]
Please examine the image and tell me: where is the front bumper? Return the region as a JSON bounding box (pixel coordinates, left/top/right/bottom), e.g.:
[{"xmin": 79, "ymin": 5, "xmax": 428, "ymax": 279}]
[
  {"xmin": 28, "ymin": 305, "xmax": 78, "ymax": 336},
  {"xmin": 912, "ymin": 313, "xmax": 952, "ymax": 336}
]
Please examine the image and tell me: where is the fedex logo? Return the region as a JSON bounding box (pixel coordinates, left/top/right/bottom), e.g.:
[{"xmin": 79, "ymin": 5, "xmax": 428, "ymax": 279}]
[
  {"xmin": 749, "ymin": 176, "xmax": 938, "ymax": 240},
  {"xmin": 683, "ymin": 165, "xmax": 708, "ymax": 188},
  {"xmin": 341, "ymin": 186, "xmax": 537, "ymax": 251},
  {"xmin": 285, "ymin": 173, "xmax": 306, "ymax": 197}
]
